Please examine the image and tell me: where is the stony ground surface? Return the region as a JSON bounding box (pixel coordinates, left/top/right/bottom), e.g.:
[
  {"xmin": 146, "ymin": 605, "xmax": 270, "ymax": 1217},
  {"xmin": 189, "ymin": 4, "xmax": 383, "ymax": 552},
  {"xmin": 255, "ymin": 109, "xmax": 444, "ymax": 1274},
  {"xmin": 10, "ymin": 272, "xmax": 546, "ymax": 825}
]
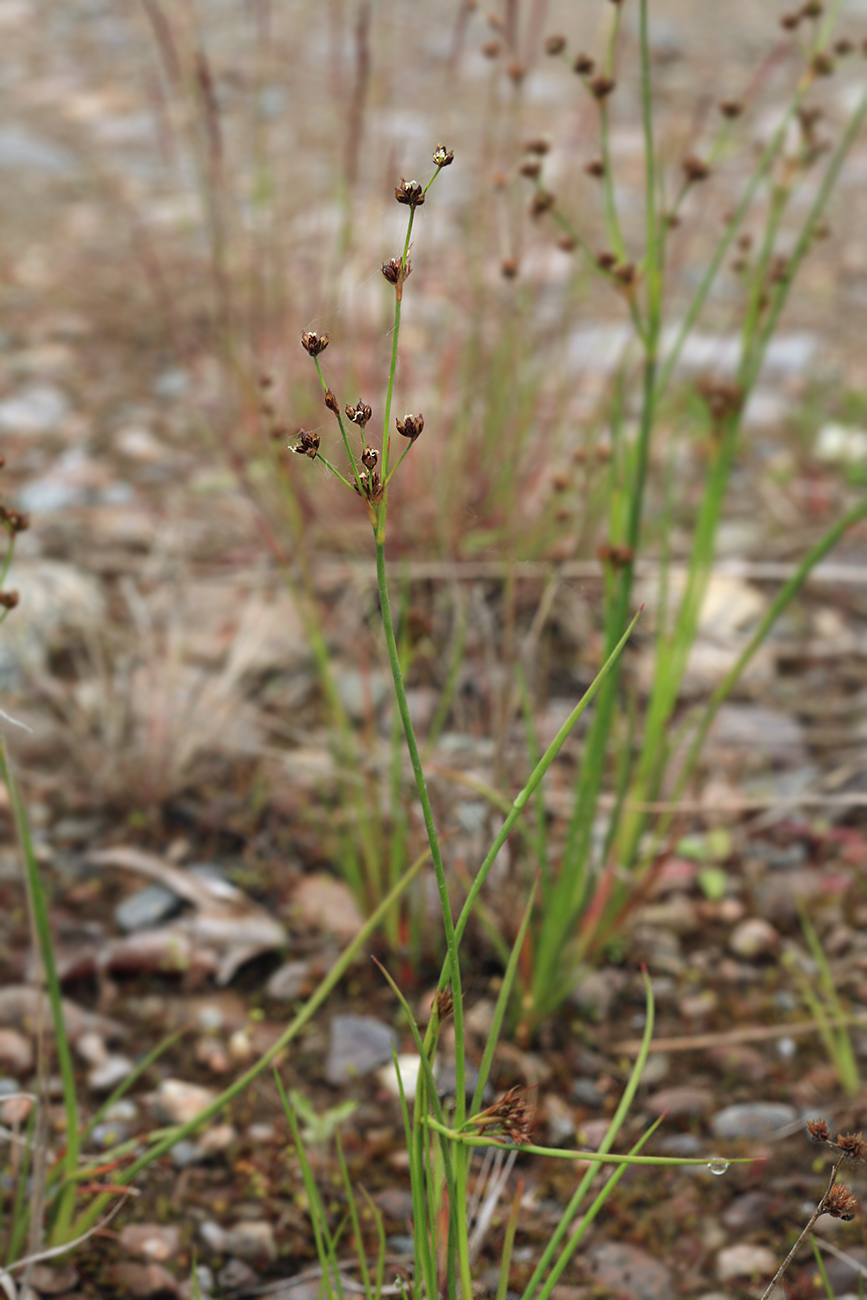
[{"xmin": 1, "ymin": 2, "xmax": 867, "ymax": 1299}]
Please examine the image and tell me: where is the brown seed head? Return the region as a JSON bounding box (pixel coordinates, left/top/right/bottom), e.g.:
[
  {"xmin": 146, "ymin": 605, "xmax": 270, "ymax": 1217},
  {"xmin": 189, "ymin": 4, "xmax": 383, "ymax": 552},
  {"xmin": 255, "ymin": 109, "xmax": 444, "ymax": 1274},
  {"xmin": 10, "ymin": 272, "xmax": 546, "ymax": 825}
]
[
  {"xmin": 292, "ymin": 429, "xmax": 321, "ymax": 459},
  {"xmin": 0, "ymin": 506, "xmax": 29, "ymax": 534},
  {"xmin": 345, "ymin": 398, "xmax": 373, "ymax": 428},
  {"xmin": 573, "ymin": 52, "xmax": 595, "ymax": 75},
  {"xmin": 482, "ymin": 39, "xmax": 500, "ymax": 58},
  {"xmin": 530, "ymin": 189, "xmax": 555, "ymax": 217},
  {"xmin": 0, "ymin": 591, "xmax": 19, "ymax": 610},
  {"xmin": 834, "ymin": 1132, "xmax": 867, "ymax": 1163},
  {"xmin": 501, "ymin": 257, "xmax": 519, "ymax": 279},
  {"xmin": 324, "ymin": 389, "xmax": 340, "ymax": 416},
  {"xmin": 435, "ymin": 987, "xmax": 454, "ymax": 1021},
  {"xmin": 381, "ymin": 255, "xmax": 411, "ymax": 287},
  {"xmin": 719, "ymin": 99, "xmax": 743, "ymax": 119},
  {"xmin": 682, "ymin": 154, "xmax": 710, "ymax": 182},
  {"xmin": 361, "ymin": 445, "xmax": 379, "ymax": 471},
  {"xmin": 807, "ymin": 1118, "xmax": 833, "ymax": 1145},
  {"xmin": 613, "ymin": 261, "xmax": 637, "ymax": 286},
  {"xmin": 834, "ymin": 38, "xmax": 854, "ymax": 56},
  {"xmin": 596, "ymin": 250, "xmax": 617, "ymax": 272},
  {"xmin": 585, "ymin": 158, "xmax": 605, "ymax": 178},
  {"xmin": 396, "ymin": 413, "xmax": 424, "ymax": 443},
  {"xmin": 433, "ymin": 143, "xmax": 454, "ymax": 168},
  {"xmin": 780, "ymin": 11, "xmax": 801, "ymax": 29},
  {"xmin": 597, "ymin": 542, "xmax": 634, "ymax": 568},
  {"xmin": 810, "ymin": 52, "xmax": 835, "ymax": 76},
  {"xmin": 519, "ymin": 159, "xmax": 542, "ymax": 180},
  {"xmin": 545, "ymin": 34, "xmax": 566, "ymax": 55},
  {"xmin": 590, "ymin": 75, "xmax": 616, "ymax": 99},
  {"xmin": 697, "ymin": 378, "xmax": 744, "ymax": 422},
  {"xmin": 823, "ymin": 1184, "xmax": 858, "ymax": 1221},
  {"xmin": 395, "ymin": 178, "xmax": 425, "ymax": 207},
  {"xmin": 524, "ymin": 137, "xmax": 551, "ymax": 156},
  {"xmin": 506, "ymin": 61, "xmax": 525, "ymax": 83},
  {"xmin": 801, "ymin": 1, "xmax": 823, "ymax": 15},
  {"xmin": 354, "ymin": 467, "xmax": 383, "ymax": 502},
  {"xmin": 557, "ymin": 234, "xmax": 577, "ymax": 252},
  {"xmin": 301, "ymin": 330, "xmax": 329, "ymax": 358}
]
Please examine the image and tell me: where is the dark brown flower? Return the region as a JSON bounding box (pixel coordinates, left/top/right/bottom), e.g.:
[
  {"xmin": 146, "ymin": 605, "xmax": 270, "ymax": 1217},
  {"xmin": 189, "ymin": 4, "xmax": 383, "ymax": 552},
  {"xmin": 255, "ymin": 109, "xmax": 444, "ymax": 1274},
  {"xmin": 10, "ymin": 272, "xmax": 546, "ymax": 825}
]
[
  {"xmin": 524, "ymin": 137, "xmax": 551, "ymax": 156},
  {"xmin": 501, "ymin": 257, "xmax": 519, "ymax": 279},
  {"xmin": 573, "ymin": 53, "xmax": 595, "ymax": 75},
  {"xmin": 806, "ymin": 1118, "xmax": 832, "ymax": 1145},
  {"xmin": 354, "ymin": 467, "xmax": 383, "ymax": 502},
  {"xmin": 834, "ymin": 1132, "xmax": 867, "ymax": 1163},
  {"xmin": 584, "ymin": 158, "xmax": 605, "ymax": 178},
  {"xmin": 545, "ymin": 35, "xmax": 566, "ymax": 55},
  {"xmin": 0, "ymin": 591, "xmax": 19, "ymax": 610},
  {"xmin": 719, "ymin": 99, "xmax": 743, "ymax": 118},
  {"xmin": 301, "ymin": 330, "xmax": 329, "ymax": 357},
  {"xmin": 395, "ymin": 178, "xmax": 425, "ymax": 207},
  {"xmin": 433, "ymin": 143, "xmax": 454, "ymax": 168},
  {"xmin": 324, "ymin": 389, "xmax": 340, "ymax": 416},
  {"xmin": 682, "ymin": 154, "xmax": 710, "ymax": 183},
  {"xmin": 381, "ymin": 255, "xmax": 411, "ymax": 287},
  {"xmin": 292, "ymin": 430, "xmax": 321, "ymax": 459},
  {"xmin": 823, "ymin": 1184, "xmax": 857, "ymax": 1221},
  {"xmin": 529, "ymin": 189, "xmax": 555, "ymax": 217},
  {"xmin": 361, "ymin": 445, "xmax": 379, "ymax": 471},
  {"xmin": 519, "ymin": 159, "xmax": 542, "ymax": 180},
  {"xmin": 345, "ymin": 398, "xmax": 373, "ymax": 428},
  {"xmin": 396, "ymin": 413, "xmax": 424, "ymax": 443},
  {"xmin": 589, "ymin": 75, "xmax": 616, "ymax": 99}
]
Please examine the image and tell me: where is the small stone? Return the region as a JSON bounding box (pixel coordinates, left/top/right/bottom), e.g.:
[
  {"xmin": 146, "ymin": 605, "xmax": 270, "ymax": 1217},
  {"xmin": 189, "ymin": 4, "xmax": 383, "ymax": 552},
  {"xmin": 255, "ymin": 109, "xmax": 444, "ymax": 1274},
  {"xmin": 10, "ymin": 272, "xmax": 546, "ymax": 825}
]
[
  {"xmin": 217, "ymin": 1260, "xmax": 259, "ymax": 1292},
  {"xmin": 170, "ymin": 1140, "xmax": 204, "ymax": 1168},
  {"xmin": 0, "ymin": 1028, "xmax": 33, "ymax": 1074},
  {"xmin": 199, "ymin": 1219, "xmax": 227, "ymax": 1252},
  {"xmin": 115, "ymin": 885, "xmax": 183, "ymax": 933},
  {"xmin": 150, "ymin": 1078, "xmax": 217, "ymax": 1124},
  {"xmin": 543, "ymin": 1093, "xmax": 575, "ymax": 1145},
  {"xmin": 0, "ymin": 383, "xmax": 70, "ymax": 433},
  {"xmin": 326, "ymin": 1015, "xmax": 398, "ymax": 1086},
  {"xmin": 91, "ymin": 1120, "xmax": 131, "ymax": 1148},
  {"xmin": 588, "ymin": 1241, "xmax": 673, "ymax": 1300},
  {"xmin": 716, "ymin": 1243, "xmax": 776, "ymax": 1282},
  {"xmin": 266, "ymin": 960, "xmax": 311, "ymax": 1001},
  {"xmin": 728, "ymin": 917, "xmax": 779, "ymax": 958},
  {"xmin": 88, "ymin": 1055, "xmax": 135, "ymax": 1092},
  {"xmin": 646, "ymin": 1086, "xmax": 713, "ymax": 1118},
  {"xmin": 722, "ymin": 1191, "xmax": 772, "ymax": 1231},
  {"xmin": 120, "ymin": 1224, "xmax": 181, "ymax": 1262},
  {"xmin": 294, "ymin": 875, "xmax": 364, "ymax": 939},
  {"xmin": 197, "ymin": 1123, "xmax": 236, "ymax": 1155},
  {"xmin": 112, "ymin": 1261, "xmax": 179, "ymax": 1297},
  {"xmin": 711, "ymin": 1101, "xmax": 797, "ymax": 1141},
  {"xmin": 76, "ymin": 1032, "xmax": 108, "ymax": 1066},
  {"xmin": 376, "ymin": 1053, "xmax": 422, "ymax": 1098},
  {"xmin": 224, "ymin": 1220, "xmax": 277, "ymax": 1263},
  {"xmin": 28, "ymin": 1263, "xmax": 79, "ymax": 1294}
]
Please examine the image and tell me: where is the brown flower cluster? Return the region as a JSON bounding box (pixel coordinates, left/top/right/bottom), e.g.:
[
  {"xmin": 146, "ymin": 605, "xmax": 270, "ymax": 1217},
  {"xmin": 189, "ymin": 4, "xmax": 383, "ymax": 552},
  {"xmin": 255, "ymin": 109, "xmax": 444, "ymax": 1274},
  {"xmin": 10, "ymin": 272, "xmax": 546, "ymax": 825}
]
[{"xmin": 471, "ymin": 1086, "xmax": 534, "ymax": 1146}]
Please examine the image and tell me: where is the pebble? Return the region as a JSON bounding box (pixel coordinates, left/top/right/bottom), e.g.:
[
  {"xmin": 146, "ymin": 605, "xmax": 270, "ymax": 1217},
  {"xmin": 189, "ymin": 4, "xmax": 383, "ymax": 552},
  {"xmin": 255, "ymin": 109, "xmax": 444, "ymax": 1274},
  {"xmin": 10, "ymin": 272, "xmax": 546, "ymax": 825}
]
[
  {"xmin": 0, "ymin": 1028, "xmax": 32, "ymax": 1074},
  {"xmin": 115, "ymin": 884, "xmax": 183, "ymax": 933},
  {"xmin": 587, "ymin": 1241, "xmax": 673, "ymax": 1300},
  {"xmin": 325, "ymin": 1014, "xmax": 398, "ymax": 1086},
  {"xmin": 376, "ymin": 1053, "xmax": 421, "ymax": 1098},
  {"xmin": 88, "ymin": 1055, "xmax": 135, "ymax": 1092},
  {"xmin": 112, "ymin": 1261, "xmax": 180, "ymax": 1297},
  {"xmin": 266, "ymin": 959, "xmax": 312, "ymax": 1001},
  {"xmin": 0, "ymin": 383, "xmax": 70, "ymax": 433},
  {"xmin": 333, "ymin": 667, "xmax": 390, "ymax": 723},
  {"xmin": 294, "ymin": 874, "xmax": 364, "ymax": 939},
  {"xmin": 90, "ymin": 1120, "xmax": 131, "ymax": 1149},
  {"xmin": 716, "ymin": 1243, "xmax": 777, "ymax": 1282},
  {"xmin": 646, "ymin": 1086, "xmax": 713, "ymax": 1118},
  {"xmin": 120, "ymin": 1223, "xmax": 181, "ymax": 1262},
  {"xmin": 224, "ymin": 1220, "xmax": 277, "ymax": 1263},
  {"xmin": 728, "ymin": 917, "xmax": 779, "ymax": 958},
  {"xmin": 711, "ymin": 1101, "xmax": 798, "ymax": 1141},
  {"xmin": 217, "ymin": 1260, "xmax": 259, "ymax": 1292},
  {"xmin": 170, "ymin": 1140, "xmax": 203, "ymax": 1169},
  {"xmin": 149, "ymin": 1078, "xmax": 217, "ymax": 1124},
  {"xmin": 200, "ymin": 1220, "xmax": 227, "ymax": 1252},
  {"xmin": 197, "ymin": 1123, "xmax": 236, "ymax": 1155},
  {"xmin": 28, "ymin": 1264, "xmax": 79, "ymax": 1294},
  {"xmin": 722, "ymin": 1191, "xmax": 773, "ymax": 1230}
]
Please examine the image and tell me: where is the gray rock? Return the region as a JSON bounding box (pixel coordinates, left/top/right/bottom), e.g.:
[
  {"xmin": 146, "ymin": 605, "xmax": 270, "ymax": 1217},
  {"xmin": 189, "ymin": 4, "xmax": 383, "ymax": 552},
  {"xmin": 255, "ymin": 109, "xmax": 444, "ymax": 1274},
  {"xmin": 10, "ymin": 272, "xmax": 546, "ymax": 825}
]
[
  {"xmin": 115, "ymin": 885, "xmax": 183, "ymax": 933},
  {"xmin": 169, "ymin": 1140, "xmax": 203, "ymax": 1168},
  {"xmin": 90, "ymin": 1120, "xmax": 131, "ymax": 1149},
  {"xmin": 711, "ymin": 1101, "xmax": 798, "ymax": 1141},
  {"xmin": 0, "ymin": 383, "xmax": 69, "ymax": 433},
  {"xmin": 199, "ymin": 1220, "xmax": 227, "ymax": 1253},
  {"xmin": 0, "ymin": 128, "xmax": 77, "ymax": 175},
  {"xmin": 266, "ymin": 959, "xmax": 311, "ymax": 1001},
  {"xmin": 326, "ymin": 1015, "xmax": 398, "ymax": 1086},
  {"xmin": 333, "ymin": 668, "xmax": 390, "ymax": 724},
  {"xmin": 88, "ymin": 1054, "xmax": 135, "ymax": 1092},
  {"xmin": 150, "ymin": 1078, "xmax": 217, "ymax": 1124},
  {"xmin": 224, "ymin": 1220, "xmax": 277, "ymax": 1263},
  {"xmin": 217, "ymin": 1260, "xmax": 259, "ymax": 1292},
  {"xmin": 716, "ymin": 1243, "xmax": 776, "ymax": 1282},
  {"xmin": 587, "ymin": 1241, "xmax": 673, "ymax": 1300}
]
